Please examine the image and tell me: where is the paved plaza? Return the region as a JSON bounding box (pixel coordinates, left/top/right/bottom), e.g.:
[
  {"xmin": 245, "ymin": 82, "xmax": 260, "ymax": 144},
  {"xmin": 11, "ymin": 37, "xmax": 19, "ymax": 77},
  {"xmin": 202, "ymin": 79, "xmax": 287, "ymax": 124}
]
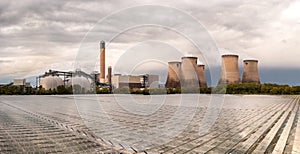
[{"xmin": 0, "ymin": 94, "xmax": 299, "ymax": 153}]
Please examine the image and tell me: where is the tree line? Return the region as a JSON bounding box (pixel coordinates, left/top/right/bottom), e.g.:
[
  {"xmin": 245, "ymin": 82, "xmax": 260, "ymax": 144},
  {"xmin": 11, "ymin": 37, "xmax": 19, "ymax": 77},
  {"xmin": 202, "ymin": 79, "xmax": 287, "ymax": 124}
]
[{"xmin": 0, "ymin": 83, "xmax": 300, "ymax": 95}]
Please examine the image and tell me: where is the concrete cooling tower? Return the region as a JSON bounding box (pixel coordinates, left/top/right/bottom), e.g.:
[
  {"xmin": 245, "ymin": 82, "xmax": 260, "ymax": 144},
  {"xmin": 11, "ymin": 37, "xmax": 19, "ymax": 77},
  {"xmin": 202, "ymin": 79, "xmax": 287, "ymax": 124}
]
[
  {"xmin": 196, "ymin": 64, "xmax": 207, "ymax": 87},
  {"xmin": 165, "ymin": 61, "xmax": 181, "ymax": 88},
  {"xmin": 242, "ymin": 59, "xmax": 260, "ymax": 84},
  {"xmin": 100, "ymin": 40, "xmax": 105, "ymax": 83},
  {"xmin": 219, "ymin": 54, "xmax": 240, "ymax": 84},
  {"xmin": 181, "ymin": 57, "xmax": 199, "ymax": 88}
]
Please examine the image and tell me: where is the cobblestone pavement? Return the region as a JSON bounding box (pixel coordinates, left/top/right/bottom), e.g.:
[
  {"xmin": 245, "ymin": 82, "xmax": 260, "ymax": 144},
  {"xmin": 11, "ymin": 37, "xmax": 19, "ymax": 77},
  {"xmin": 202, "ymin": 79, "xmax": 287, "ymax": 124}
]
[{"xmin": 0, "ymin": 95, "xmax": 299, "ymax": 153}]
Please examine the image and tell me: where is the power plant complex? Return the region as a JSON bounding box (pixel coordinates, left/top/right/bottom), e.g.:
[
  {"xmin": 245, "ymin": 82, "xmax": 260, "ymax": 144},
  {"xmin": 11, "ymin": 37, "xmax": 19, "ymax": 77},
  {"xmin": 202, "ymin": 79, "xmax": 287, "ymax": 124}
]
[
  {"xmin": 36, "ymin": 41, "xmax": 159, "ymax": 91},
  {"xmin": 27, "ymin": 41, "xmax": 260, "ymax": 91}
]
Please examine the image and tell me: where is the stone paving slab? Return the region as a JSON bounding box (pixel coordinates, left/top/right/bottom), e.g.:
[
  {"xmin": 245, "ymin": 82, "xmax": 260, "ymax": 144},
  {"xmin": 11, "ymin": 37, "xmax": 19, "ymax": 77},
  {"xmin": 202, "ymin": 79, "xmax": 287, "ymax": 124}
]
[{"xmin": 0, "ymin": 95, "xmax": 298, "ymax": 153}]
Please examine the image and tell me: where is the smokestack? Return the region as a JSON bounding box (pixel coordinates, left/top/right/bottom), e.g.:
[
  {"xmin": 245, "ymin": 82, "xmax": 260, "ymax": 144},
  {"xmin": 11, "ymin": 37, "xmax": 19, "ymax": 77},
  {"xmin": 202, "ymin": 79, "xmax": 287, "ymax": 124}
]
[
  {"xmin": 181, "ymin": 57, "xmax": 198, "ymax": 87},
  {"xmin": 107, "ymin": 66, "xmax": 112, "ymax": 85},
  {"xmin": 242, "ymin": 59, "xmax": 260, "ymax": 84},
  {"xmin": 219, "ymin": 54, "xmax": 240, "ymax": 84},
  {"xmin": 196, "ymin": 64, "xmax": 207, "ymax": 87},
  {"xmin": 165, "ymin": 61, "xmax": 181, "ymax": 88},
  {"xmin": 100, "ymin": 40, "xmax": 105, "ymax": 83}
]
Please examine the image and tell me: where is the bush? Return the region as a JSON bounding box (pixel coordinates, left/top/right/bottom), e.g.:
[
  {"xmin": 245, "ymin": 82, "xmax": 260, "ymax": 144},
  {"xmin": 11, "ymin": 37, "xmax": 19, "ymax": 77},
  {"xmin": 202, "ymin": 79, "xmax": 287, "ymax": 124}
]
[
  {"xmin": 95, "ymin": 87, "xmax": 111, "ymax": 94},
  {"xmin": 149, "ymin": 88, "xmax": 167, "ymax": 95},
  {"xmin": 113, "ymin": 86, "xmax": 130, "ymax": 94},
  {"xmin": 181, "ymin": 87, "xmax": 200, "ymax": 94}
]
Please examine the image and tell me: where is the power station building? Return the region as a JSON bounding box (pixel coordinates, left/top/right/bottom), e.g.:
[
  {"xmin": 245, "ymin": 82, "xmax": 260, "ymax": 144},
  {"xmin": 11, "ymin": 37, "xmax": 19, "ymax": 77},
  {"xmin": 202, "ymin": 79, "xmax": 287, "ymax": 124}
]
[
  {"xmin": 219, "ymin": 54, "xmax": 240, "ymax": 84},
  {"xmin": 13, "ymin": 79, "xmax": 26, "ymax": 86},
  {"xmin": 112, "ymin": 74, "xmax": 159, "ymax": 89},
  {"xmin": 165, "ymin": 56, "xmax": 207, "ymax": 88},
  {"xmin": 242, "ymin": 59, "xmax": 260, "ymax": 84},
  {"xmin": 37, "ymin": 69, "xmax": 94, "ymax": 91},
  {"xmin": 35, "ymin": 40, "xmax": 261, "ymax": 92}
]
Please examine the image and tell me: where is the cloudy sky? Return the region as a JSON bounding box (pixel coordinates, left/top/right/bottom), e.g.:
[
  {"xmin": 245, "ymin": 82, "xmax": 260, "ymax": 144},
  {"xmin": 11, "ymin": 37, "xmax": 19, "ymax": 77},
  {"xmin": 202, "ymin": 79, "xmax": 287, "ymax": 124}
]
[{"xmin": 1, "ymin": 0, "xmax": 300, "ymax": 86}]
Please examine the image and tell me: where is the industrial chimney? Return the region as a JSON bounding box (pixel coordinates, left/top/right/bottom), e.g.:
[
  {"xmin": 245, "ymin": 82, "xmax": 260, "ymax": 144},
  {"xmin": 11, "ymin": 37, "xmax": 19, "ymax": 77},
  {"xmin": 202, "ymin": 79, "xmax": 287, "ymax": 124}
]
[
  {"xmin": 107, "ymin": 66, "xmax": 112, "ymax": 85},
  {"xmin": 100, "ymin": 40, "xmax": 105, "ymax": 83},
  {"xmin": 181, "ymin": 57, "xmax": 199, "ymax": 87},
  {"xmin": 196, "ymin": 64, "xmax": 207, "ymax": 87},
  {"xmin": 219, "ymin": 54, "xmax": 240, "ymax": 84},
  {"xmin": 165, "ymin": 61, "xmax": 181, "ymax": 88},
  {"xmin": 242, "ymin": 59, "xmax": 260, "ymax": 84}
]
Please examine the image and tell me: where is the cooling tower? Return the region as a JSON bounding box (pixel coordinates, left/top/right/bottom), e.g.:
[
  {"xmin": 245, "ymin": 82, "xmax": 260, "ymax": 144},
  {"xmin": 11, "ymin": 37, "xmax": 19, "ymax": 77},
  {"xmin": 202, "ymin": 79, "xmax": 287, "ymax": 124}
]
[
  {"xmin": 219, "ymin": 54, "xmax": 240, "ymax": 84},
  {"xmin": 181, "ymin": 57, "xmax": 199, "ymax": 87},
  {"xmin": 242, "ymin": 59, "xmax": 260, "ymax": 84},
  {"xmin": 100, "ymin": 40, "xmax": 105, "ymax": 83},
  {"xmin": 196, "ymin": 64, "xmax": 207, "ymax": 87},
  {"xmin": 107, "ymin": 66, "xmax": 112, "ymax": 85},
  {"xmin": 165, "ymin": 61, "xmax": 181, "ymax": 88}
]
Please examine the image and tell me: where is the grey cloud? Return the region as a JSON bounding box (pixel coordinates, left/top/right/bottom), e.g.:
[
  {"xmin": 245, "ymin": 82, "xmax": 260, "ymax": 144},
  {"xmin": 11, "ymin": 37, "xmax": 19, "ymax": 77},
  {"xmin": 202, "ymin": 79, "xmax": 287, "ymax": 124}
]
[
  {"xmin": 0, "ymin": 60, "xmax": 13, "ymax": 63},
  {"xmin": 0, "ymin": 0, "xmax": 299, "ymax": 85}
]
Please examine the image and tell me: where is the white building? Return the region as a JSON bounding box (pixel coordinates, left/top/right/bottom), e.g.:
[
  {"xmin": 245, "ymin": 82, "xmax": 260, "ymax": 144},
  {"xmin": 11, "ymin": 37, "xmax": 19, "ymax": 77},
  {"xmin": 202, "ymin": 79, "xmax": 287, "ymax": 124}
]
[
  {"xmin": 112, "ymin": 74, "xmax": 159, "ymax": 89},
  {"xmin": 13, "ymin": 79, "xmax": 26, "ymax": 86}
]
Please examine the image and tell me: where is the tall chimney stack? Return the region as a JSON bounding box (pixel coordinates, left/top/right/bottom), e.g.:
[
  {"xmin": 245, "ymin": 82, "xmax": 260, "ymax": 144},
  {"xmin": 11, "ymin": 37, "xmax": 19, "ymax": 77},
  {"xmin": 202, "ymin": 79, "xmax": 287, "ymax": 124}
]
[
  {"xmin": 100, "ymin": 40, "xmax": 105, "ymax": 83},
  {"xmin": 107, "ymin": 66, "xmax": 112, "ymax": 85}
]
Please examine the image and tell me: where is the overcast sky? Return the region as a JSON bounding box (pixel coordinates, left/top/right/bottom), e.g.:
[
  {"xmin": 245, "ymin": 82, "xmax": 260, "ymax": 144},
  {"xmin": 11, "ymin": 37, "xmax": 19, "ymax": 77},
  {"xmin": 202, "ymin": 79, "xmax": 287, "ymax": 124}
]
[{"xmin": 1, "ymin": 0, "xmax": 300, "ymax": 86}]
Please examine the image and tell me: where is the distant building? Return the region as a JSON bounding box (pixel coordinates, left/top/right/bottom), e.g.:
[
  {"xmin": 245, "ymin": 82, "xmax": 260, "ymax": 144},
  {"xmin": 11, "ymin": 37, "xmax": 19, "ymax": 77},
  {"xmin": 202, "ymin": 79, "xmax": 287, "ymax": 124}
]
[
  {"xmin": 146, "ymin": 75, "xmax": 159, "ymax": 88},
  {"xmin": 112, "ymin": 74, "xmax": 159, "ymax": 89},
  {"xmin": 13, "ymin": 79, "xmax": 26, "ymax": 86}
]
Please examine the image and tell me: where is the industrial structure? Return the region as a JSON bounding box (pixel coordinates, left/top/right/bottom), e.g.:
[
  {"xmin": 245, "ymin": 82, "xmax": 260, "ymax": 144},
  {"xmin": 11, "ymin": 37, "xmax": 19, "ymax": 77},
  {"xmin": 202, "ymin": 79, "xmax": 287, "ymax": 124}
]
[
  {"xmin": 165, "ymin": 56, "xmax": 207, "ymax": 88},
  {"xmin": 39, "ymin": 75, "xmax": 64, "ymax": 90},
  {"xmin": 181, "ymin": 57, "xmax": 199, "ymax": 87},
  {"xmin": 67, "ymin": 70, "xmax": 93, "ymax": 91},
  {"xmin": 13, "ymin": 79, "xmax": 26, "ymax": 86},
  {"xmin": 219, "ymin": 54, "xmax": 240, "ymax": 84},
  {"xmin": 165, "ymin": 61, "xmax": 181, "ymax": 88},
  {"xmin": 11, "ymin": 79, "xmax": 31, "ymax": 92},
  {"xmin": 37, "ymin": 69, "xmax": 95, "ymax": 91},
  {"xmin": 196, "ymin": 64, "xmax": 207, "ymax": 87},
  {"xmin": 107, "ymin": 66, "xmax": 112, "ymax": 85},
  {"xmin": 242, "ymin": 59, "xmax": 260, "ymax": 84},
  {"xmin": 100, "ymin": 41, "xmax": 106, "ymax": 83},
  {"xmin": 112, "ymin": 74, "xmax": 159, "ymax": 89},
  {"xmin": 35, "ymin": 40, "xmax": 159, "ymax": 91},
  {"xmin": 1, "ymin": 38, "xmax": 264, "ymax": 91}
]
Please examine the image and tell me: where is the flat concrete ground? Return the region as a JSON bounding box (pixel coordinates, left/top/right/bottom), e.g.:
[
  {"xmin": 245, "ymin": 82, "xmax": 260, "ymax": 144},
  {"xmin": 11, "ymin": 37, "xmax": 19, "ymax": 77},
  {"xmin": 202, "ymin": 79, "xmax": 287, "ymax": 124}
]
[{"xmin": 0, "ymin": 94, "xmax": 299, "ymax": 153}]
